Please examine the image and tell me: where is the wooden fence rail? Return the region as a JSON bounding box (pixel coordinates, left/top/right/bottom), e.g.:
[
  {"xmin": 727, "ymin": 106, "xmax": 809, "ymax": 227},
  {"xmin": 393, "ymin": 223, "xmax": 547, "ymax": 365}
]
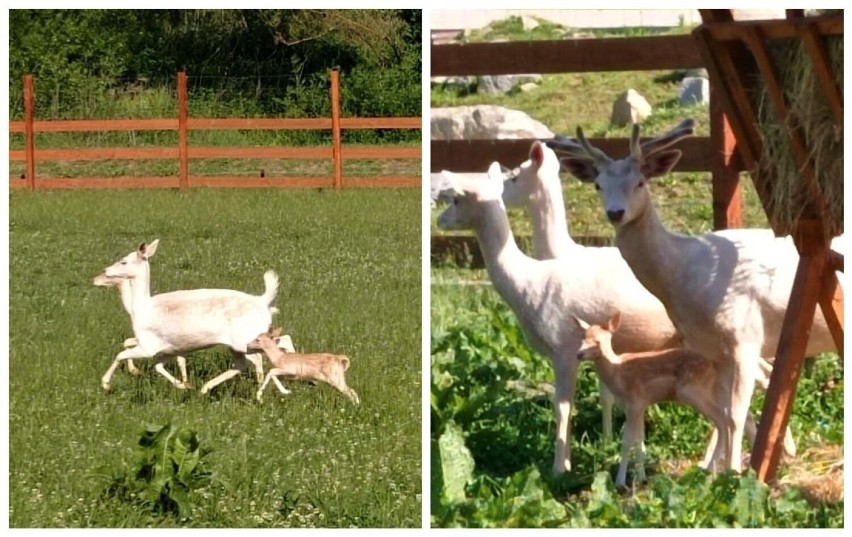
[
  {"xmin": 9, "ymin": 69, "xmax": 421, "ymax": 191},
  {"xmin": 431, "ymin": 33, "xmax": 744, "ymax": 230}
]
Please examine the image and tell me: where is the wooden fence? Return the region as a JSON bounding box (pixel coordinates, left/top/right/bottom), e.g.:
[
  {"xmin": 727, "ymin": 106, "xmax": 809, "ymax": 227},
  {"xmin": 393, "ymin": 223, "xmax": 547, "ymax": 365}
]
[
  {"xmin": 9, "ymin": 70, "xmax": 421, "ymax": 190},
  {"xmin": 431, "ymin": 33, "xmax": 745, "ymax": 230}
]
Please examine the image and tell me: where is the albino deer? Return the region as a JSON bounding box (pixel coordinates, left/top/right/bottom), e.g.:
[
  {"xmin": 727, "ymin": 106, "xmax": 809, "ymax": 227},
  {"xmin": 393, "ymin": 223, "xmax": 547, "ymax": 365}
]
[
  {"xmin": 503, "ymin": 141, "xmax": 795, "ymax": 457},
  {"xmin": 549, "ymin": 119, "xmax": 839, "ymax": 471},
  {"xmin": 100, "ymin": 240, "xmax": 276, "ymax": 394},
  {"xmin": 248, "ymin": 328, "xmax": 360, "ymax": 404},
  {"xmin": 575, "ymin": 311, "xmax": 795, "ymax": 488},
  {"xmin": 93, "ymin": 272, "xmax": 189, "ymax": 384},
  {"xmin": 438, "ymin": 163, "xmax": 689, "ymax": 474}
]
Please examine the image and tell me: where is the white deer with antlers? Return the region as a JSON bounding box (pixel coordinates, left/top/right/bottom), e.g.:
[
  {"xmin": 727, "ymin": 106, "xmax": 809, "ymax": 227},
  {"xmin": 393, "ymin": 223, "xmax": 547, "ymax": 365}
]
[{"xmin": 548, "ymin": 119, "xmax": 839, "ymax": 471}]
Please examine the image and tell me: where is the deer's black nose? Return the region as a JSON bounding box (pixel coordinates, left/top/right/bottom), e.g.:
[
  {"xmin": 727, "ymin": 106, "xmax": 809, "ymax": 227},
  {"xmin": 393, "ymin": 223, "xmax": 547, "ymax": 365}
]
[{"xmin": 606, "ymin": 209, "xmax": 625, "ymax": 222}]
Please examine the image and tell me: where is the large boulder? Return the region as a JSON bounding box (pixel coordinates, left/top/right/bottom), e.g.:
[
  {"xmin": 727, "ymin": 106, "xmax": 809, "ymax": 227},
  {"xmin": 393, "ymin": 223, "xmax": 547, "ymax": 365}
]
[
  {"xmin": 431, "ymin": 105, "xmax": 554, "ymax": 140},
  {"xmin": 610, "ymin": 89, "xmax": 653, "ymax": 126}
]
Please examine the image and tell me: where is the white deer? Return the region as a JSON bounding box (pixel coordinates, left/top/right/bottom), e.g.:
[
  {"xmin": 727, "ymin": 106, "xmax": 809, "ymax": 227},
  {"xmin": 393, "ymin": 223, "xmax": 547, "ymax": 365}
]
[
  {"xmin": 100, "ymin": 240, "xmax": 276, "ymax": 394},
  {"xmin": 93, "ymin": 272, "xmax": 190, "ymax": 384},
  {"xmin": 499, "ymin": 142, "xmax": 796, "ymax": 458},
  {"xmin": 549, "ymin": 119, "xmax": 839, "ymax": 470},
  {"xmin": 439, "ymin": 163, "xmax": 694, "ymax": 473}
]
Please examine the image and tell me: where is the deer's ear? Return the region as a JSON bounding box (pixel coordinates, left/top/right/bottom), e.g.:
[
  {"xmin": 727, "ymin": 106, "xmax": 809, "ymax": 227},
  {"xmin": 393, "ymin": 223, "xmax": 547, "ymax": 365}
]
[
  {"xmin": 640, "ymin": 149, "xmax": 682, "ymax": 179},
  {"xmin": 608, "ymin": 311, "xmax": 622, "ymax": 332},
  {"xmin": 559, "ymin": 157, "xmax": 598, "ymax": 183},
  {"xmin": 574, "ymin": 315, "xmax": 591, "ymax": 330},
  {"xmin": 529, "ymin": 141, "xmax": 545, "ymax": 168},
  {"xmin": 145, "ymin": 239, "xmax": 159, "ymax": 258}
]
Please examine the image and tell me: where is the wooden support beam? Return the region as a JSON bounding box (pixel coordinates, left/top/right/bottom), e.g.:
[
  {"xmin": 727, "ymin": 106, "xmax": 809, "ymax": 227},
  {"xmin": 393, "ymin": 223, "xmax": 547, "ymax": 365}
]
[
  {"xmin": 819, "ymin": 269, "xmax": 844, "ymax": 357},
  {"xmin": 800, "ymin": 22, "xmax": 844, "ymax": 127},
  {"xmin": 709, "ymin": 97, "xmax": 742, "ymax": 229},
  {"xmin": 828, "ymin": 249, "xmax": 843, "ymax": 273},
  {"xmin": 743, "ymin": 27, "xmax": 828, "ymax": 223},
  {"xmin": 751, "ymin": 248, "xmax": 825, "ymax": 481},
  {"xmin": 693, "ymin": 22, "xmax": 781, "ymax": 233}
]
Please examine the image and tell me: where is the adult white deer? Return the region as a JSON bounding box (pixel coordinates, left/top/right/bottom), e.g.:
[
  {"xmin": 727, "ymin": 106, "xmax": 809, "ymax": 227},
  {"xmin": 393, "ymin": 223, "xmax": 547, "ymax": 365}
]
[
  {"xmin": 100, "ymin": 240, "xmax": 276, "ymax": 395},
  {"xmin": 548, "ymin": 119, "xmax": 839, "ymax": 470},
  {"xmin": 438, "ymin": 162, "xmax": 723, "ymax": 474}
]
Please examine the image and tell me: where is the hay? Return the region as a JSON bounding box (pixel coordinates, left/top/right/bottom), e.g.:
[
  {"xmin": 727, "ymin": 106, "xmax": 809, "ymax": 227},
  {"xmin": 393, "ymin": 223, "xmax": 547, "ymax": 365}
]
[
  {"xmin": 662, "ymin": 442, "xmax": 843, "ymax": 506},
  {"xmin": 776, "ymin": 443, "xmax": 844, "ymax": 505},
  {"xmin": 755, "ymin": 13, "xmax": 843, "ymax": 238}
]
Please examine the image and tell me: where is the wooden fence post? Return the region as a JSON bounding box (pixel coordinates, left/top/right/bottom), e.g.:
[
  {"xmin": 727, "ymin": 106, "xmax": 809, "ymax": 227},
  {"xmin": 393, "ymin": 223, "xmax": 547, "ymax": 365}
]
[
  {"xmin": 330, "ymin": 69, "xmax": 343, "ymax": 190},
  {"xmin": 23, "ymin": 75, "xmax": 36, "ymax": 191},
  {"xmin": 177, "ymin": 71, "xmax": 189, "ymax": 190},
  {"xmin": 710, "ymin": 78, "xmax": 743, "ymax": 229}
]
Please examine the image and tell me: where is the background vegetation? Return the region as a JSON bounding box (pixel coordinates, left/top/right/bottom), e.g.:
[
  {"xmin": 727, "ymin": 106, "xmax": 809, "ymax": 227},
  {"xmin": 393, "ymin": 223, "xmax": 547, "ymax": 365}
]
[
  {"xmin": 8, "ymin": 9, "xmax": 421, "ymax": 184},
  {"xmin": 10, "ymin": 9, "xmax": 421, "ymax": 129},
  {"xmin": 430, "ymin": 17, "xmax": 843, "ymax": 527}
]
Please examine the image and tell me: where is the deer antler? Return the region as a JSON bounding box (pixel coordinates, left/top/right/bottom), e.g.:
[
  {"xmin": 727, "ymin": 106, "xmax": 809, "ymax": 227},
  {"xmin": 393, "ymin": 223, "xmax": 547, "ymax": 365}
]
[
  {"xmin": 634, "ymin": 119, "xmax": 695, "ymax": 160},
  {"xmin": 546, "ymin": 130, "xmax": 611, "ymax": 165}
]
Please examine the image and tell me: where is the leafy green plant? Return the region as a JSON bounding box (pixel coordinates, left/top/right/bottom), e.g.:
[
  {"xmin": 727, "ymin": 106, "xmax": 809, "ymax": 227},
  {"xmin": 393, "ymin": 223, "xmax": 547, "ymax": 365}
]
[
  {"xmin": 98, "ymin": 423, "xmax": 215, "ymax": 518},
  {"xmin": 431, "ymin": 275, "xmax": 843, "ymax": 528}
]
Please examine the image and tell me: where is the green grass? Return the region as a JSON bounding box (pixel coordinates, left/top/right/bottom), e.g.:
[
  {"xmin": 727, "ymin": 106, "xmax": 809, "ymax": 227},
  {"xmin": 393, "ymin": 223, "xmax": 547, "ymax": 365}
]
[
  {"xmin": 431, "ymin": 284, "xmax": 843, "ymax": 528},
  {"xmin": 8, "ymin": 188, "xmax": 421, "ymax": 528}
]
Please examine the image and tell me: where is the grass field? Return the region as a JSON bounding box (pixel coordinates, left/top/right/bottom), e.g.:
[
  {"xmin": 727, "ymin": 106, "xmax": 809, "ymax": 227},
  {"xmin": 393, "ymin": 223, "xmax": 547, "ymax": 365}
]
[
  {"xmin": 8, "ymin": 188, "xmax": 421, "ymax": 528},
  {"xmin": 430, "ymin": 18, "xmax": 843, "ymax": 528}
]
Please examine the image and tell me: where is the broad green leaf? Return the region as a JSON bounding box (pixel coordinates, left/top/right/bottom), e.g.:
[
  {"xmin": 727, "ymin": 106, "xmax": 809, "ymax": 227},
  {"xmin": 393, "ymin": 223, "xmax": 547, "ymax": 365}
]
[{"xmin": 438, "ymin": 421, "xmax": 475, "ymax": 504}]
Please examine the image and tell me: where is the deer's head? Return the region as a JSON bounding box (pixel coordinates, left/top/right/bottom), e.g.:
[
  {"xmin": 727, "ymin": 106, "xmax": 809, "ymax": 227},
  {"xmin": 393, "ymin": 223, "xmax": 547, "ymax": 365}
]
[
  {"xmin": 501, "ymin": 141, "xmax": 562, "ymax": 208},
  {"xmin": 103, "ymin": 239, "xmax": 159, "ymax": 280},
  {"xmin": 547, "ymin": 119, "xmax": 694, "ymax": 227},
  {"xmin": 437, "ymin": 162, "xmax": 506, "ymax": 231},
  {"xmin": 575, "ymin": 311, "xmax": 622, "ymax": 361}
]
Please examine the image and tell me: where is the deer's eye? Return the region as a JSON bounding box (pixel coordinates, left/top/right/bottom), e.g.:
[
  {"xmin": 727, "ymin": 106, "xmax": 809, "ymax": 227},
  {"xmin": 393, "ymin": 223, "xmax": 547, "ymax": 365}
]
[
  {"xmin": 594, "ymin": 183, "xmax": 601, "ymax": 191},
  {"xmin": 120, "ymin": 261, "xmax": 127, "ymax": 265},
  {"xmin": 453, "ymin": 198, "xmax": 459, "ymax": 206},
  {"xmin": 637, "ymin": 181, "xmax": 645, "ymax": 188},
  {"xmin": 510, "ymin": 176, "xmax": 517, "ymax": 183}
]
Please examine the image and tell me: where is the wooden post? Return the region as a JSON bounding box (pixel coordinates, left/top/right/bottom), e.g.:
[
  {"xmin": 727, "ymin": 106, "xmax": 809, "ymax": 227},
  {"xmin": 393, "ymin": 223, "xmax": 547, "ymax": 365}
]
[
  {"xmin": 23, "ymin": 74, "xmax": 36, "ymax": 191},
  {"xmin": 177, "ymin": 71, "xmax": 189, "ymax": 190},
  {"xmin": 751, "ymin": 231, "xmax": 826, "ymax": 481},
  {"xmin": 709, "ymin": 83, "xmax": 742, "ymax": 229},
  {"xmin": 818, "ymin": 270, "xmax": 844, "ymax": 356},
  {"xmin": 330, "ymin": 69, "xmax": 343, "ymax": 190}
]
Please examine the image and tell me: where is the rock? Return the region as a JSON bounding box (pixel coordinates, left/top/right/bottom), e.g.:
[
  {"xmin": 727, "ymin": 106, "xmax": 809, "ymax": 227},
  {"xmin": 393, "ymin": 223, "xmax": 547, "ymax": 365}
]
[
  {"xmin": 685, "ymin": 67, "xmax": 709, "ymax": 79},
  {"xmin": 520, "ymin": 15, "xmax": 540, "ymax": 30},
  {"xmin": 519, "ymin": 82, "xmax": 539, "ymax": 93},
  {"xmin": 513, "ymin": 73, "xmax": 542, "ymax": 85},
  {"xmin": 477, "ymin": 75, "xmax": 515, "ymax": 95},
  {"xmin": 679, "ymin": 77, "xmax": 710, "ymax": 106},
  {"xmin": 432, "ymin": 75, "xmax": 476, "ymax": 91},
  {"xmin": 610, "ymin": 89, "xmax": 653, "ymax": 127},
  {"xmin": 477, "ymin": 74, "xmax": 542, "ymax": 95},
  {"xmin": 431, "ymin": 105, "xmax": 554, "ymax": 140}
]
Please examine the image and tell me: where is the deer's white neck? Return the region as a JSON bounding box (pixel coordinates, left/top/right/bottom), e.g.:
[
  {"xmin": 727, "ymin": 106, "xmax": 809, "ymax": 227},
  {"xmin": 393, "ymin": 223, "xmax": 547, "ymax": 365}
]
[
  {"xmin": 614, "ymin": 202, "xmax": 682, "ymax": 308},
  {"xmin": 527, "ymin": 182, "xmax": 576, "ymax": 259},
  {"xmin": 118, "ymin": 279, "xmax": 134, "ymax": 316},
  {"xmin": 128, "ymin": 261, "xmax": 153, "ymax": 317},
  {"xmin": 473, "ymin": 200, "xmax": 537, "ymax": 301}
]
